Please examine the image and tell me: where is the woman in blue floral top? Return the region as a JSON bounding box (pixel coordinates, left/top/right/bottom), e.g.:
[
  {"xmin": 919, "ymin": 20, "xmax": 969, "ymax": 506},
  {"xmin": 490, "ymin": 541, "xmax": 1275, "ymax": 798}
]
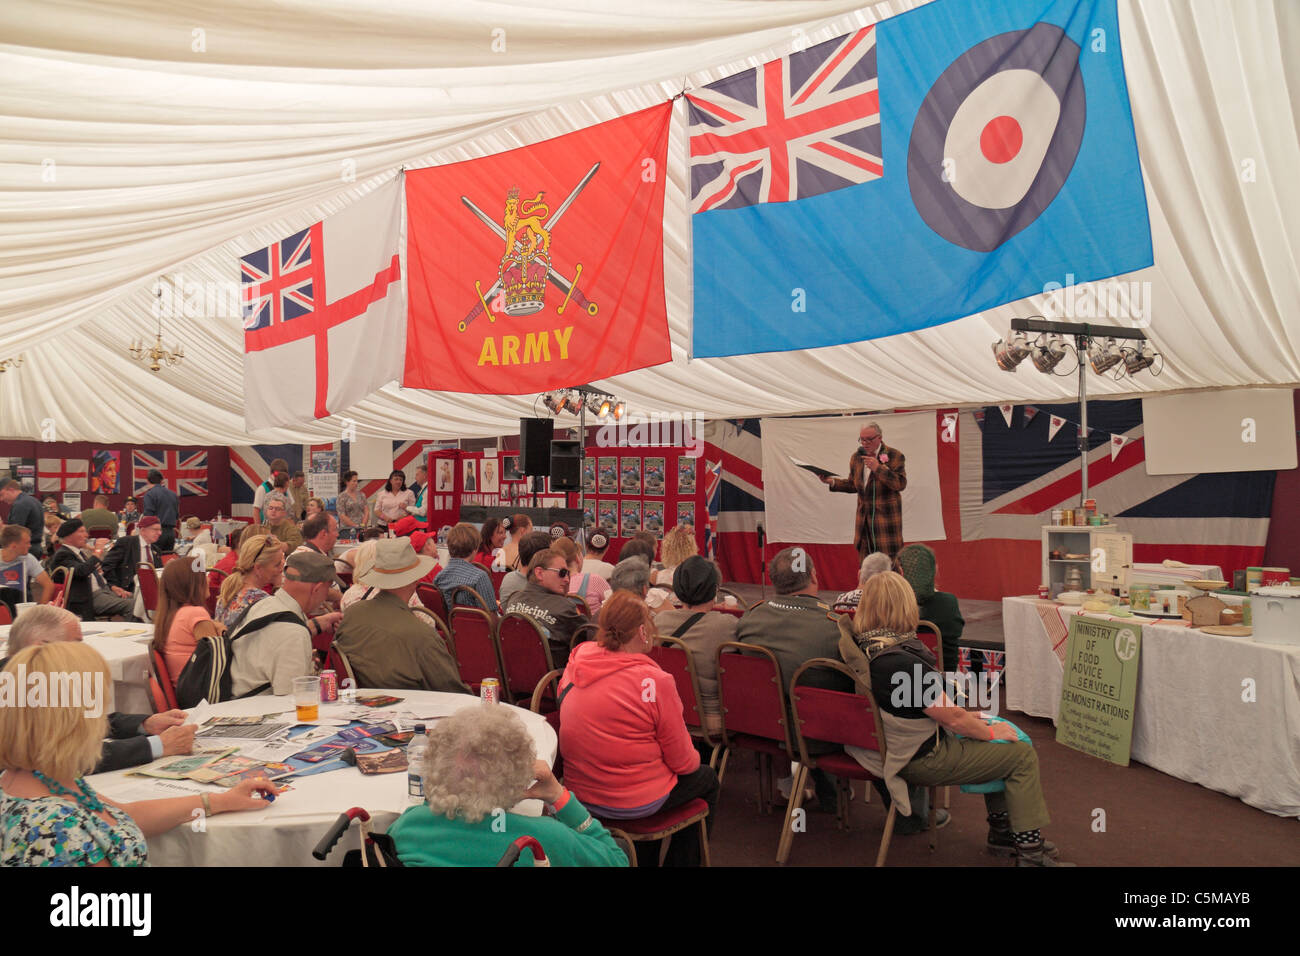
[
  {"xmin": 0, "ymin": 643, "xmax": 275, "ymax": 866},
  {"xmin": 214, "ymin": 533, "xmax": 286, "ymax": 628}
]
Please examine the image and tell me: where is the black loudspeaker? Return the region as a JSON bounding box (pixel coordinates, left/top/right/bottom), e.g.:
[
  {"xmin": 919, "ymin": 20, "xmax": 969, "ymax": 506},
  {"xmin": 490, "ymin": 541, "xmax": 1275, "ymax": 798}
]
[
  {"xmin": 549, "ymin": 440, "xmax": 581, "ymax": 491},
  {"xmin": 519, "ymin": 418, "xmax": 553, "ymax": 476}
]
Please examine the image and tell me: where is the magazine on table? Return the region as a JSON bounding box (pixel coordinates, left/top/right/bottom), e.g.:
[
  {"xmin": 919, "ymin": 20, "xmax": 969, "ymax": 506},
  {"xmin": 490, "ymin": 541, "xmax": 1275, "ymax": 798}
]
[{"xmin": 131, "ymin": 747, "xmax": 238, "ymax": 780}]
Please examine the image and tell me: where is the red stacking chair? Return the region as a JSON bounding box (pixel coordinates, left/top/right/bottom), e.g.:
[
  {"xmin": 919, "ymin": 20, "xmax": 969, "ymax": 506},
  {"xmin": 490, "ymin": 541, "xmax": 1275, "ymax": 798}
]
[
  {"xmin": 136, "ymin": 564, "xmax": 160, "ymax": 620},
  {"xmin": 205, "ymin": 569, "xmax": 227, "ymax": 617},
  {"xmin": 649, "ymin": 635, "xmax": 722, "ymax": 769},
  {"xmin": 590, "ymin": 800, "xmax": 712, "ymax": 868},
  {"xmin": 498, "ymin": 612, "xmax": 556, "ymax": 707},
  {"xmin": 160, "ymin": 553, "xmax": 178, "ymax": 565},
  {"xmin": 327, "ymin": 642, "xmax": 356, "ymax": 688},
  {"xmin": 488, "ymin": 569, "xmax": 508, "ymax": 600},
  {"xmin": 0, "ymin": 604, "xmax": 11, "ymax": 626},
  {"xmin": 714, "ymin": 642, "xmax": 796, "ymax": 814},
  {"xmin": 148, "ymin": 648, "xmax": 180, "ymax": 713},
  {"xmin": 450, "ymin": 584, "xmax": 494, "ymax": 616},
  {"xmin": 782, "ymin": 658, "xmax": 938, "ymax": 866},
  {"xmin": 88, "ymin": 528, "xmax": 112, "ymax": 540},
  {"xmin": 915, "ymin": 620, "xmax": 944, "ymax": 671},
  {"xmin": 415, "ymin": 583, "xmax": 448, "ymax": 627},
  {"xmin": 448, "ymin": 606, "xmax": 507, "ymax": 696},
  {"xmin": 530, "ymin": 668, "xmax": 564, "ymax": 779}
]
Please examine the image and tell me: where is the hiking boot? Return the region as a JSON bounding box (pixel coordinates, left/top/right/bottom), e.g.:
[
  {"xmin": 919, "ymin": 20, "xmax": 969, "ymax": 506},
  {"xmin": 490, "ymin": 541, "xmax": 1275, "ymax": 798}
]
[
  {"xmin": 895, "ymin": 808, "xmax": 950, "ymax": 836},
  {"xmin": 988, "ymin": 829, "xmax": 1060, "ymax": 858},
  {"xmin": 1014, "ymin": 843, "xmax": 1075, "ymax": 867}
]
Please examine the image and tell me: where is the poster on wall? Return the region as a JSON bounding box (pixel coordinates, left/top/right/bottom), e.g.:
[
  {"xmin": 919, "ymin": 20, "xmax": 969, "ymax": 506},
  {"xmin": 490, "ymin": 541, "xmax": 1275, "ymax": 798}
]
[
  {"xmin": 644, "ymin": 457, "xmax": 665, "ymax": 496},
  {"xmin": 480, "ymin": 458, "xmax": 499, "ymax": 494},
  {"xmin": 620, "ymin": 457, "xmax": 641, "ymax": 495},
  {"xmin": 677, "ymin": 502, "xmax": 696, "ymax": 528},
  {"xmin": 502, "ymin": 455, "xmax": 523, "ymax": 481},
  {"xmin": 582, "ymin": 500, "xmax": 596, "ymax": 531},
  {"xmin": 598, "ymin": 457, "xmax": 618, "ymax": 495},
  {"xmin": 16, "ymin": 461, "xmax": 36, "ymax": 495},
  {"xmin": 643, "ymin": 500, "xmax": 664, "ymax": 536},
  {"xmin": 90, "ymin": 450, "xmax": 121, "ymax": 495},
  {"xmin": 677, "ymin": 458, "xmax": 696, "ymax": 494},
  {"xmin": 62, "ymin": 492, "xmax": 82, "ymax": 514},
  {"xmin": 598, "ymin": 501, "xmax": 618, "ymax": 532},
  {"xmin": 620, "ymin": 499, "xmax": 641, "ymax": 535},
  {"xmin": 582, "ymin": 459, "xmax": 597, "ymax": 494},
  {"xmin": 309, "ymin": 449, "xmax": 340, "ymax": 511},
  {"xmin": 463, "ymin": 459, "xmax": 478, "ymax": 492},
  {"xmin": 434, "ymin": 458, "xmax": 455, "ymax": 492}
]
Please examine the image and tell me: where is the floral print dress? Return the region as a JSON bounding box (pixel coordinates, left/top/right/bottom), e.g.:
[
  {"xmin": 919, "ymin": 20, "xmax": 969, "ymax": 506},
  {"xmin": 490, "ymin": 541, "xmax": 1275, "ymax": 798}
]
[{"xmin": 1, "ymin": 791, "xmax": 148, "ymax": 866}]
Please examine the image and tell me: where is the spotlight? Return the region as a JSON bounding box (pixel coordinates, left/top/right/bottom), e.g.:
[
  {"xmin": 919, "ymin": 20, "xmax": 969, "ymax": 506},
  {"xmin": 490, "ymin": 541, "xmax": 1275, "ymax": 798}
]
[
  {"xmin": 542, "ymin": 392, "xmax": 563, "ymax": 414},
  {"xmin": 1087, "ymin": 337, "xmax": 1122, "ymax": 374},
  {"xmin": 1123, "ymin": 341, "xmax": 1156, "ymax": 375},
  {"xmin": 992, "ymin": 331, "xmax": 1031, "ymax": 371},
  {"xmin": 586, "ymin": 394, "xmax": 612, "ymax": 419},
  {"xmin": 612, "ymin": 401, "xmax": 626, "ymax": 421},
  {"xmin": 1031, "ymin": 334, "xmax": 1067, "ymax": 373},
  {"xmin": 561, "ymin": 390, "xmax": 583, "ymax": 414}
]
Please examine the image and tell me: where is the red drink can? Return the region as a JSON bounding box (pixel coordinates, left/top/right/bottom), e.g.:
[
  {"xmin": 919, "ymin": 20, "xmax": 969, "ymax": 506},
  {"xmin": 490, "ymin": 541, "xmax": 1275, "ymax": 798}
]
[
  {"xmin": 1037, "ymin": 585, "xmax": 1050, "ymax": 600},
  {"xmin": 480, "ymin": 678, "xmax": 500, "ymax": 705},
  {"xmin": 320, "ymin": 669, "xmax": 338, "ymax": 702}
]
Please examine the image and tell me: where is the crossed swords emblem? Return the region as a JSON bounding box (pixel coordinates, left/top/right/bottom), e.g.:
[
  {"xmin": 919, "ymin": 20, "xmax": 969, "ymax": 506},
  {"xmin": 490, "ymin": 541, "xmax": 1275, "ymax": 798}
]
[{"xmin": 458, "ymin": 161, "xmax": 602, "ymax": 332}]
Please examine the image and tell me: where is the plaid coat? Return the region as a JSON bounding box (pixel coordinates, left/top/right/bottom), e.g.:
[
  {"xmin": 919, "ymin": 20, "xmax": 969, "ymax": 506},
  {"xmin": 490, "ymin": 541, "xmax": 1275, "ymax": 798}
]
[{"xmin": 828, "ymin": 444, "xmax": 907, "ymax": 559}]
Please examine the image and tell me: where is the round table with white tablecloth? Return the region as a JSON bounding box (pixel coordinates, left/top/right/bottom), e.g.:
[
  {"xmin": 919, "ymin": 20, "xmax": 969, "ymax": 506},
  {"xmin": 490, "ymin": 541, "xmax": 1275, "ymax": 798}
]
[
  {"xmin": 86, "ymin": 690, "xmax": 557, "ymax": 866},
  {"xmin": 0, "ymin": 621, "xmax": 154, "ymax": 714}
]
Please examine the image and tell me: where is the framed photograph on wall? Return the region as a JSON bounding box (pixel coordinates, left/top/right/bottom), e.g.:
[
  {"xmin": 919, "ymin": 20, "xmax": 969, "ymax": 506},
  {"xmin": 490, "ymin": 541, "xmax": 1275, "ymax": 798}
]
[
  {"xmin": 644, "ymin": 457, "xmax": 665, "ymax": 496},
  {"xmin": 677, "ymin": 458, "xmax": 697, "ymax": 494},
  {"xmin": 676, "ymin": 502, "xmax": 696, "ymax": 528},
  {"xmin": 620, "ymin": 457, "xmax": 641, "ymax": 496},
  {"xmin": 597, "ymin": 501, "xmax": 619, "ymax": 533},
  {"xmin": 643, "ymin": 500, "xmax": 664, "ymax": 536},
  {"xmin": 620, "ymin": 499, "xmax": 641, "ymax": 536},
  {"xmin": 598, "ymin": 457, "xmax": 618, "ymax": 495},
  {"xmin": 582, "ymin": 458, "xmax": 597, "ymax": 494}
]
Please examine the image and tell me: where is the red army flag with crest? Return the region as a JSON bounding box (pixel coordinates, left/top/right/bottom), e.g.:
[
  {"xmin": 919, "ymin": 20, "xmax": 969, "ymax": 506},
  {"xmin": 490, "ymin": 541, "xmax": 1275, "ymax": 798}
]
[{"xmin": 404, "ymin": 104, "xmax": 672, "ymax": 393}]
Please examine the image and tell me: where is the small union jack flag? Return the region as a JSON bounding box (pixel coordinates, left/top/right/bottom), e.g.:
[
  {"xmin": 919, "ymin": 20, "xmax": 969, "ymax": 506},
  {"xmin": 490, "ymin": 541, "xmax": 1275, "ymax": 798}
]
[
  {"xmin": 687, "ymin": 26, "xmax": 880, "ymax": 213},
  {"xmin": 241, "ymin": 227, "xmax": 314, "ymax": 331},
  {"xmin": 133, "ymin": 449, "xmax": 209, "ymax": 497}
]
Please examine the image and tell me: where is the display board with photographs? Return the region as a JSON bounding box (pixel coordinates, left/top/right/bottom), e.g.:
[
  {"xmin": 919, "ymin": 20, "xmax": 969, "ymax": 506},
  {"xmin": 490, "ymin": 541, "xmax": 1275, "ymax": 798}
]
[
  {"xmin": 620, "ymin": 457, "xmax": 641, "ymax": 495},
  {"xmin": 644, "ymin": 456, "xmax": 665, "ymax": 496},
  {"xmin": 677, "ymin": 457, "xmax": 697, "ymax": 494},
  {"xmin": 620, "ymin": 499, "xmax": 641, "ymax": 535}
]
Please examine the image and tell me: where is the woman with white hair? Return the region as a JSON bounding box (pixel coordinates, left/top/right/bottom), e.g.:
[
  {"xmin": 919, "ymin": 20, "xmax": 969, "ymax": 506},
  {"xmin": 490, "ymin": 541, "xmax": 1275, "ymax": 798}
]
[
  {"xmin": 833, "ymin": 551, "xmax": 893, "ymax": 612},
  {"xmin": 387, "ymin": 705, "xmax": 627, "ymax": 867}
]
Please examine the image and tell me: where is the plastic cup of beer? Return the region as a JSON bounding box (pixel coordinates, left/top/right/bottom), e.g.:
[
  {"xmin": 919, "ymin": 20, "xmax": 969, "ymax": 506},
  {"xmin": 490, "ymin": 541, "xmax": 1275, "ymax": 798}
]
[{"xmin": 292, "ymin": 676, "xmax": 321, "ymax": 722}]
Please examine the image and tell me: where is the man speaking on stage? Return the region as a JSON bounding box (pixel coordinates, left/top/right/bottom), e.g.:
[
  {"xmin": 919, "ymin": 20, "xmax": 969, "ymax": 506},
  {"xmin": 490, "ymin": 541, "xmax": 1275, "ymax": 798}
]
[{"xmin": 820, "ymin": 421, "xmax": 907, "ymax": 560}]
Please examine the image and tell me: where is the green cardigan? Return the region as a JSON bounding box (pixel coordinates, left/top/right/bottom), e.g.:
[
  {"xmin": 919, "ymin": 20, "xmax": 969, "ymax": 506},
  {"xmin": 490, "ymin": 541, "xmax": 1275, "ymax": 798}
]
[{"xmin": 387, "ymin": 792, "xmax": 629, "ymax": 867}]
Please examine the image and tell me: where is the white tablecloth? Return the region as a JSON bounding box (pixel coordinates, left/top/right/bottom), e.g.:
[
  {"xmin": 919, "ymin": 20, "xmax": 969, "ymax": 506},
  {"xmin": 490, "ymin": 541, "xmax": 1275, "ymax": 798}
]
[
  {"xmin": 0, "ymin": 621, "xmax": 154, "ymax": 715},
  {"xmin": 1003, "ymin": 596, "xmax": 1300, "ymax": 818},
  {"xmin": 87, "ymin": 690, "xmax": 557, "ymax": 866}
]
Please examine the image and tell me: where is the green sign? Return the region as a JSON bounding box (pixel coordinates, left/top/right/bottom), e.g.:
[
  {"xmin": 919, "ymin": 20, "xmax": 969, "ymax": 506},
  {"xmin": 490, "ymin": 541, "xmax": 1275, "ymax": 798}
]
[{"xmin": 1056, "ymin": 615, "xmax": 1142, "ymax": 765}]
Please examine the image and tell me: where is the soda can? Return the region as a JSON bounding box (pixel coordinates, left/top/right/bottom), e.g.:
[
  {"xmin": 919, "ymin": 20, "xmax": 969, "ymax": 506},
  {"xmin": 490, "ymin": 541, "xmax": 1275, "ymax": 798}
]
[
  {"xmin": 320, "ymin": 669, "xmax": 338, "ymax": 702},
  {"xmin": 480, "ymin": 678, "xmax": 500, "ymax": 705},
  {"xmin": 1051, "ymin": 509, "xmax": 1064, "ymax": 526},
  {"xmin": 1037, "ymin": 584, "xmax": 1051, "ymax": 600}
]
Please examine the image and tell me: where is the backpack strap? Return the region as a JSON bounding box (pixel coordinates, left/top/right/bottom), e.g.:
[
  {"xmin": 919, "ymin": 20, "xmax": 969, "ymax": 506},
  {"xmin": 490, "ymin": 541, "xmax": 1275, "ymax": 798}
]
[
  {"xmin": 577, "ymin": 573, "xmax": 591, "ymax": 599},
  {"xmin": 229, "ymin": 610, "xmax": 307, "ymax": 643},
  {"xmin": 670, "ymin": 612, "xmax": 706, "ymax": 639},
  {"xmin": 556, "ymin": 682, "xmax": 576, "ymax": 708}
]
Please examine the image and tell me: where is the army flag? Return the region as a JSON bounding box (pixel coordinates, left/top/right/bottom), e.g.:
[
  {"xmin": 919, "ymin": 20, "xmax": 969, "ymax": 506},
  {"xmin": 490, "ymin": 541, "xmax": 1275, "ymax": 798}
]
[{"xmin": 404, "ymin": 104, "xmax": 672, "ymax": 393}]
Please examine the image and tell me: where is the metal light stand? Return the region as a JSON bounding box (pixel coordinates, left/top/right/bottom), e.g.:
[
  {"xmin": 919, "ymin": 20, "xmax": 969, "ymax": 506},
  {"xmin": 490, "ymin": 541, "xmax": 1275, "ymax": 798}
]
[{"xmin": 1011, "ymin": 318, "xmax": 1148, "ymax": 507}]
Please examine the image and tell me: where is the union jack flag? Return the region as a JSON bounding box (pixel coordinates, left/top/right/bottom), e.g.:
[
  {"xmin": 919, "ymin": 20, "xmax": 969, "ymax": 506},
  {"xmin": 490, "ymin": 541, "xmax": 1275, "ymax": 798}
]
[
  {"xmin": 240, "ymin": 227, "xmax": 314, "ymax": 331},
  {"xmin": 133, "ymin": 449, "xmax": 209, "ymax": 497},
  {"xmin": 687, "ymin": 26, "xmax": 880, "ymax": 213},
  {"xmin": 703, "ymin": 458, "xmax": 723, "ymax": 559}
]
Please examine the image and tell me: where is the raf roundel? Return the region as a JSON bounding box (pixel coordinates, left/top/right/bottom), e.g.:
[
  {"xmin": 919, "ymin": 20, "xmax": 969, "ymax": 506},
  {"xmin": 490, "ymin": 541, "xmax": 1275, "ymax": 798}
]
[{"xmin": 907, "ymin": 22, "xmax": 1086, "ymax": 252}]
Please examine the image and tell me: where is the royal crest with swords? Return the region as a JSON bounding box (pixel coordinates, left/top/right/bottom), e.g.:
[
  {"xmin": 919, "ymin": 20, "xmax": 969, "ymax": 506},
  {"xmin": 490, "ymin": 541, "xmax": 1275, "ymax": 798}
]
[{"xmin": 459, "ymin": 162, "xmax": 601, "ymax": 332}]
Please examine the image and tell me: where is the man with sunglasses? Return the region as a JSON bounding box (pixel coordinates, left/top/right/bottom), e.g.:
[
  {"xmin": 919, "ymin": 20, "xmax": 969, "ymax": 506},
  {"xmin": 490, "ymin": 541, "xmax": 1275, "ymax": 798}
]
[
  {"xmin": 820, "ymin": 420, "xmax": 908, "ymax": 560},
  {"xmin": 502, "ymin": 548, "xmax": 585, "ymax": 668}
]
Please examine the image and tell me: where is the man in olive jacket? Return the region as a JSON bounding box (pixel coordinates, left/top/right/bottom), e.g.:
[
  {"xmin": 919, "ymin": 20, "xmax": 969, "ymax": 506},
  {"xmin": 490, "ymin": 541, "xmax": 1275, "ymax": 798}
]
[{"xmin": 334, "ymin": 539, "xmax": 470, "ymax": 694}]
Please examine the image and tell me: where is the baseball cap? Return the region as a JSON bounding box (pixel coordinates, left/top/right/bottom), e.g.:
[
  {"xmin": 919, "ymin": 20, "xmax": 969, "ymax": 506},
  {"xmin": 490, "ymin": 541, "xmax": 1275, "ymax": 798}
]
[{"xmin": 283, "ymin": 551, "xmax": 343, "ymax": 588}]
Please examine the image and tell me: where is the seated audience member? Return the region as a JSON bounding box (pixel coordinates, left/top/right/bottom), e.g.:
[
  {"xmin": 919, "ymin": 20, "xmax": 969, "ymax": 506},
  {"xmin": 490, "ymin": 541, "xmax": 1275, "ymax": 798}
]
[
  {"xmin": 296, "ymin": 513, "xmax": 339, "ymax": 556},
  {"xmin": 340, "ymin": 541, "xmax": 429, "ymax": 614},
  {"xmin": 608, "ymin": 556, "xmax": 651, "ymax": 598},
  {"xmin": 229, "ymin": 551, "xmax": 340, "ymax": 697},
  {"xmin": 264, "ymin": 471, "xmax": 293, "ymax": 517},
  {"xmin": 2, "ymin": 606, "xmax": 197, "ymax": 773},
  {"xmin": 552, "ymin": 535, "xmax": 609, "ymax": 618},
  {"xmin": 500, "ymin": 513, "xmax": 534, "ymax": 570},
  {"xmin": 214, "ymin": 533, "xmax": 285, "ymax": 628},
  {"xmin": 335, "ymin": 470, "xmax": 370, "ymax": 535},
  {"xmin": 497, "ymin": 531, "xmax": 552, "ymax": 608},
  {"xmin": 43, "ymin": 496, "xmax": 68, "ymax": 518},
  {"xmin": 834, "ymin": 551, "xmax": 893, "ymax": 612},
  {"xmin": 335, "ymin": 540, "xmax": 469, "ymax": 693},
  {"xmin": 410, "ymin": 530, "xmax": 443, "ymax": 584},
  {"xmin": 434, "ymin": 523, "xmax": 496, "ymax": 611},
  {"xmin": 559, "ymin": 591, "xmax": 719, "ymax": 867},
  {"xmin": 120, "ymin": 497, "xmax": 141, "ymax": 525},
  {"xmin": 100, "ymin": 516, "xmax": 165, "ymax": 593},
  {"xmin": 304, "ymin": 497, "xmax": 326, "ymax": 520},
  {"xmin": 617, "ymin": 536, "xmax": 656, "ymax": 568},
  {"xmin": 214, "ymin": 524, "xmax": 261, "ymax": 575},
  {"xmin": 389, "ymin": 705, "xmax": 626, "ymax": 867},
  {"xmin": 373, "ymin": 470, "xmax": 414, "ymax": 529},
  {"xmin": 48, "ymin": 519, "xmax": 135, "ymax": 621},
  {"xmin": 897, "ymin": 543, "xmax": 965, "ymax": 673},
  {"xmin": 0, "ymin": 642, "xmax": 274, "ymax": 865},
  {"xmin": 263, "ymin": 498, "xmax": 304, "ymax": 552},
  {"xmin": 655, "ymin": 524, "xmax": 699, "ymax": 589},
  {"xmin": 152, "ymin": 558, "xmax": 215, "ymax": 685},
  {"xmin": 79, "ymin": 495, "xmax": 119, "ymax": 538},
  {"xmin": 652, "ymin": 555, "xmax": 735, "ymax": 734},
  {"xmin": 582, "ymin": 532, "xmax": 616, "ymax": 579},
  {"xmin": 0, "ymin": 525, "xmax": 53, "ymax": 607},
  {"xmin": 502, "ymin": 548, "xmax": 585, "ymax": 667},
  {"xmin": 735, "ymin": 547, "xmax": 853, "ymax": 814},
  {"xmin": 474, "ymin": 517, "xmax": 506, "ymax": 567},
  {"xmin": 839, "ymin": 572, "xmax": 1067, "ymax": 865},
  {"xmin": 0, "ymin": 480, "xmax": 48, "ymax": 561},
  {"xmin": 41, "ymin": 512, "xmax": 62, "ymax": 561}
]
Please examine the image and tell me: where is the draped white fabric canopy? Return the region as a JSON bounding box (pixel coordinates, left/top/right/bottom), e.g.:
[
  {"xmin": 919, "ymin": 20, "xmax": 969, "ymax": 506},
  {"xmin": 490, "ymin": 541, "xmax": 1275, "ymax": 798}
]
[{"xmin": 1, "ymin": 0, "xmax": 1296, "ymax": 444}]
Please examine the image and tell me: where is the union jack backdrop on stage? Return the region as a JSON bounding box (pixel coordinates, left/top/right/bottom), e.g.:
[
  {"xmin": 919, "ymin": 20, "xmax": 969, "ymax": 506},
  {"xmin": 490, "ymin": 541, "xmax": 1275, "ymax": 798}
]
[
  {"xmin": 687, "ymin": 26, "xmax": 880, "ymax": 212},
  {"xmin": 133, "ymin": 449, "xmax": 209, "ymax": 497}
]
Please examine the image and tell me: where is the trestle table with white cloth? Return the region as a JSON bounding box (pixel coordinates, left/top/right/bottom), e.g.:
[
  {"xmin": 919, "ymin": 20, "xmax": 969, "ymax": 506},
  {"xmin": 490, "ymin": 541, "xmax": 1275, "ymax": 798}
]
[
  {"xmin": 0, "ymin": 621, "xmax": 154, "ymax": 714},
  {"xmin": 1002, "ymin": 596, "xmax": 1300, "ymax": 818},
  {"xmin": 87, "ymin": 690, "xmax": 557, "ymax": 866}
]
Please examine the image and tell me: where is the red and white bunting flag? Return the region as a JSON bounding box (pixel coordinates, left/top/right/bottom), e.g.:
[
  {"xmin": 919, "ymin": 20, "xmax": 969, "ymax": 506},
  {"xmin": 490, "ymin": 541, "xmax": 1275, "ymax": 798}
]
[
  {"xmin": 37, "ymin": 458, "xmax": 88, "ymax": 492},
  {"xmin": 1048, "ymin": 415, "xmax": 1067, "ymax": 442},
  {"xmin": 1110, "ymin": 434, "xmax": 1128, "ymax": 460},
  {"xmin": 999, "ymin": 404, "xmax": 1014, "ymax": 427},
  {"xmin": 1022, "ymin": 406, "xmax": 1039, "ymax": 427}
]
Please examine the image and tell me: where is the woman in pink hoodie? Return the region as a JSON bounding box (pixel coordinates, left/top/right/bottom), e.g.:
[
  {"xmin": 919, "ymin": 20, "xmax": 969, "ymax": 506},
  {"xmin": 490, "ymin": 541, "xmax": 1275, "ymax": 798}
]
[{"xmin": 558, "ymin": 591, "xmax": 719, "ymax": 866}]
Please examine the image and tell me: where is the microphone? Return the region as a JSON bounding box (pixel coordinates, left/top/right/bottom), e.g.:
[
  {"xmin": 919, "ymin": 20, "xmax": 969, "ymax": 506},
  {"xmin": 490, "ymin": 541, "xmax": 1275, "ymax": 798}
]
[{"xmin": 756, "ymin": 521, "xmax": 766, "ymax": 547}]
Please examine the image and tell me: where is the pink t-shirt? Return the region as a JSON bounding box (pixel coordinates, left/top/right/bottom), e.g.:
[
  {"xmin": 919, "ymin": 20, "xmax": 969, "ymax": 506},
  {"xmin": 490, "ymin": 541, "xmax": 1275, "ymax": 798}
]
[{"xmin": 164, "ymin": 605, "xmax": 212, "ymax": 684}]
